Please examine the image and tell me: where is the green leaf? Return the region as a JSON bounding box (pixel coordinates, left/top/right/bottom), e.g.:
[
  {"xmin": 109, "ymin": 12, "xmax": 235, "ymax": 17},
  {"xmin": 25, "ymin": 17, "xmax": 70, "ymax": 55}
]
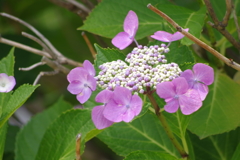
[
  {"xmin": 35, "ymin": 109, "xmax": 95, "ymax": 160},
  {"xmin": 97, "ymin": 111, "xmax": 180, "ymax": 158},
  {"xmin": 4, "ymin": 125, "xmax": 19, "ymax": 153},
  {"xmin": 0, "ymin": 84, "xmax": 39, "ymax": 128},
  {"xmin": 15, "ymin": 97, "xmax": 72, "ymax": 160},
  {"xmin": 0, "ymin": 47, "xmax": 15, "ymax": 75},
  {"xmin": 79, "ymin": 0, "xmax": 206, "ymax": 45},
  {"xmin": 188, "ymin": 73, "xmax": 240, "ymax": 138},
  {"xmin": 124, "ymin": 151, "xmax": 179, "ymax": 160},
  {"xmin": 164, "ymin": 111, "xmax": 191, "ymax": 142},
  {"xmin": 231, "ymin": 143, "xmax": 240, "ymax": 160},
  {"xmin": 189, "ymin": 127, "xmax": 240, "ymax": 160},
  {"xmin": 0, "ymin": 123, "xmax": 8, "ymax": 160},
  {"xmin": 94, "ymin": 44, "xmax": 126, "ymax": 73},
  {"xmin": 167, "ymin": 42, "xmax": 195, "ymax": 65}
]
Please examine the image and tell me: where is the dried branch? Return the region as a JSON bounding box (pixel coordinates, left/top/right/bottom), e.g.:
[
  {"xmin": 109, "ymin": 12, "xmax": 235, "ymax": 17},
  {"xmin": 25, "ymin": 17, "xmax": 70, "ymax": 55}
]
[
  {"xmin": 147, "ymin": 4, "xmax": 240, "ymax": 71},
  {"xmin": 0, "ymin": 37, "xmax": 52, "ymax": 58},
  {"xmin": 203, "ymin": 0, "xmax": 240, "ymax": 50},
  {"xmin": 33, "ymin": 70, "xmax": 59, "ymax": 85},
  {"xmin": 22, "ymin": 32, "xmax": 56, "ymax": 59},
  {"xmin": 76, "ymin": 133, "xmax": 82, "ymax": 160},
  {"xmin": 222, "ymin": 0, "xmax": 232, "ymax": 26},
  {"xmin": 49, "ymin": 0, "xmax": 87, "ymax": 19},
  {"xmin": 19, "ymin": 62, "xmax": 46, "ymax": 71},
  {"xmin": 81, "ymin": 0, "xmax": 95, "ymax": 9},
  {"xmin": 0, "ymin": 12, "xmax": 82, "ymax": 67},
  {"xmin": 82, "ymin": 32, "xmax": 97, "ymax": 59},
  {"xmin": 232, "ymin": 4, "xmax": 240, "ymax": 41},
  {"xmin": 66, "ymin": 0, "xmax": 90, "ymax": 14}
]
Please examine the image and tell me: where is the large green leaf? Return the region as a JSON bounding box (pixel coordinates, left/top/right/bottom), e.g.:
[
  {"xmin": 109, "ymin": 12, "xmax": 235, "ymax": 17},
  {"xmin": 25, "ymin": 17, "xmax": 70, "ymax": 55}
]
[
  {"xmin": 0, "ymin": 47, "xmax": 14, "ymax": 75},
  {"xmin": 79, "ymin": 0, "xmax": 206, "ymax": 45},
  {"xmin": 97, "ymin": 111, "xmax": 180, "ymax": 158},
  {"xmin": 189, "ymin": 127, "xmax": 240, "ymax": 160},
  {"xmin": 35, "ymin": 109, "xmax": 95, "ymax": 160},
  {"xmin": 231, "ymin": 143, "xmax": 240, "ymax": 160},
  {"xmin": 15, "ymin": 97, "xmax": 72, "ymax": 160},
  {"xmin": 0, "ymin": 123, "xmax": 7, "ymax": 160},
  {"xmin": 188, "ymin": 72, "xmax": 240, "ymax": 138},
  {"xmin": 124, "ymin": 151, "xmax": 179, "ymax": 160},
  {"xmin": 167, "ymin": 42, "xmax": 195, "ymax": 65},
  {"xmin": 94, "ymin": 44, "xmax": 126, "ymax": 73},
  {"xmin": 0, "ymin": 84, "xmax": 39, "ymax": 128}
]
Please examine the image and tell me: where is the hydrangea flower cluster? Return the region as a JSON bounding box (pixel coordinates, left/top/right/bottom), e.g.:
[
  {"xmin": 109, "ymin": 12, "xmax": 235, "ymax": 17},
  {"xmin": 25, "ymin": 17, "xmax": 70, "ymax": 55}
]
[
  {"xmin": 96, "ymin": 44, "xmax": 182, "ymax": 94},
  {"xmin": 0, "ymin": 73, "xmax": 16, "ymax": 93},
  {"xmin": 67, "ymin": 10, "xmax": 214, "ymax": 129}
]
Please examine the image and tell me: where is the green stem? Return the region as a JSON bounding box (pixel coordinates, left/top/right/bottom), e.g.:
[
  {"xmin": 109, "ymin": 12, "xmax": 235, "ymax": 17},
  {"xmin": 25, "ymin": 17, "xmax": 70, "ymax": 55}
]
[{"xmin": 147, "ymin": 93, "xmax": 188, "ymax": 158}]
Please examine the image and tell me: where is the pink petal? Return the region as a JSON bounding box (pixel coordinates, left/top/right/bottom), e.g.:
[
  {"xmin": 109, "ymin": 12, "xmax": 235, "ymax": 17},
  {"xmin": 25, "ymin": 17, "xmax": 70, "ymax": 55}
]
[
  {"xmin": 156, "ymin": 81, "xmax": 176, "ymax": 99},
  {"xmin": 92, "ymin": 105, "xmax": 113, "ymax": 130},
  {"xmin": 179, "ymin": 89, "xmax": 202, "ymax": 115},
  {"xmin": 193, "ymin": 63, "xmax": 214, "ymax": 85},
  {"xmin": 67, "ymin": 67, "xmax": 88, "ymax": 83},
  {"xmin": 103, "ymin": 99, "xmax": 127, "ymax": 122},
  {"xmin": 180, "ymin": 69, "xmax": 194, "ymax": 88},
  {"xmin": 170, "ymin": 28, "xmax": 189, "ymax": 42},
  {"xmin": 83, "ymin": 60, "xmax": 95, "ymax": 76},
  {"xmin": 76, "ymin": 87, "xmax": 92, "ymax": 104},
  {"xmin": 87, "ymin": 75, "xmax": 97, "ymax": 91},
  {"xmin": 172, "ymin": 77, "xmax": 189, "ymax": 95},
  {"xmin": 123, "ymin": 10, "xmax": 138, "ymax": 37},
  {"xmin": 67, "ymin": 81, "xmax": 83, "ymax": 94},
  {"xmin": 112, "ymin": 32, "xmax": 133, "ymax": 50},
  {"xmin": 0, "ymin": 73, "xmax": 16, "ymax": 92},
  {"xmin": 150, "ymin": 31, "xmax": 172, "ymax": 42},
  {"xmin": 129, "ymin": 95, "xmax": 143, "ymax": 116},
  {"xmin": 113, "ymin": 86, "xmax": 131, "ymax": 105},
  {"xmin": 193, "ymin": 83, "xmax": 209, "ymax": 100},
  {"xmin": 95, "ymin": 90, "xmax": 113, "ymax": 103},
  {"xmin": 121, "ymin": 110, "xmax": 135, "ymax": 122},
  {"xmin": 164, "ymin": 98, "xmax": 179, "ymax": 113}
]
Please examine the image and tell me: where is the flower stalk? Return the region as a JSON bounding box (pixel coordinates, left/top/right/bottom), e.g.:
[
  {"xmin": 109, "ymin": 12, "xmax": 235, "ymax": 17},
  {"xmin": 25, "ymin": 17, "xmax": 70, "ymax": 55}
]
[{"xmin": 146, "ymin": 92, "xmax": 188, "ymax": 158}]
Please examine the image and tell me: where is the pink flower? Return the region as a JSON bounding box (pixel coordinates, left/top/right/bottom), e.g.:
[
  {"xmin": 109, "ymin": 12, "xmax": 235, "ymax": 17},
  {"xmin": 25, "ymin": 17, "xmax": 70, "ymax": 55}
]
[
  {"xmin": 151, "ymin": 28, "xmax": 189, "ymax": 42},
  {"xmin": 92, "ymin": 90, "xmax": 114, "ymax": 129},
  {"xmin": 112, "ymin": 10, "xmax": 139, "ymax": 50},
  {"xmin": 103, "ymin": 86, "xmax": 142, "ymax": 122},
  {"xmin": 156, "ymin": 77, "xmax": 202, "ymax": 115},
  {"xmin": 67, "ymin": 60, "xmax": 96, "ymax": 103},
  {"xmin": 0, "ymin": 73, "xmax": 16, "ymax": 92},
  {"xmin": 180, "ymin": 63, "xmax": 214, "ymax": 100}
]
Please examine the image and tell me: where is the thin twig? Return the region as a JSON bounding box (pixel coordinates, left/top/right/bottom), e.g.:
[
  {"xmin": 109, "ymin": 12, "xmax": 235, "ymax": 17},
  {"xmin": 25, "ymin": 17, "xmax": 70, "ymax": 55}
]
[
  {"xmin": 19, "ymin": 62, "xmax": 46, "ymax": 71},
  {"xmin": 76, "ymin": 133, "xmax": 82, "ymax": 160},
  {"xmin": 147, "ymin": 4, "xmax": 240, "ymax": 71},
  {"xmin": 1, "ymin": 13, "xmax": 82, "ymax": 67},
  {"xmin": 66, "ymin": 0, "xmax": 90, "ymax": 14},
  {"xmin": 232, "ymin": 4, "xmax": 240, "ymax": 41},
  {"xmin": 22, "ymin": 32, "xmax": 56, "ymax": 59},
  {"xmin": 0, "ymin": 12, "xmax": 62, "ymax": 57},
  {"xmin": 204, "ymin": 0, "xmax": 219, "ymax": 25},
  {"xmin": 82, "ymin": 32, "xmax": 97, "ymax": 59},
  {"xmin": 42, "ymin": 57, "xmax": 70, "ymax": 74},
  {"xmin": 33, "ymin": 70, "xmax": 59, "ymax": 85},
  {"xmin": 81, "ymin": 0, "xmax": 95, "ymax": 9},
  {"xmin": 0, "ymin": 37, "xmax": 52, "ymax": 58},
  {"xmin": 222, "ymin": 0, "xmax": 232, "ymax": 26},
  {"xmin": 48, "ymin": 0, "xmax": 87, "ymax": 19},
  {"xmin": 203, "ymin": 0, "xmax": 240, "ymax": 50}
]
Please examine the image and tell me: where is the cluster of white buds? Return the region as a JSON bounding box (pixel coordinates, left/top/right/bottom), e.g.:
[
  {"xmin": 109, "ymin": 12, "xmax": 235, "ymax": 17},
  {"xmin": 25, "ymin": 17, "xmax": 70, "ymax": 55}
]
[
  {"xmin": 125, "ymin": 44, "xmax": 169, "ymax": 66},
  {"xmin": 95, "ymin": 44, "xmax": 182, "ymax": 94}
]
